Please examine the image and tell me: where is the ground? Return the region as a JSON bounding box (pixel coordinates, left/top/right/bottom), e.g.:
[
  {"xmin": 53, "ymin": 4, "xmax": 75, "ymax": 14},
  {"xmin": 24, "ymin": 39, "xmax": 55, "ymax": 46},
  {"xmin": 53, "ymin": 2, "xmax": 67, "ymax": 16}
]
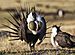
[{"xmin": 0, "ymin": 0, "xmax": 75, "ymax": 55}]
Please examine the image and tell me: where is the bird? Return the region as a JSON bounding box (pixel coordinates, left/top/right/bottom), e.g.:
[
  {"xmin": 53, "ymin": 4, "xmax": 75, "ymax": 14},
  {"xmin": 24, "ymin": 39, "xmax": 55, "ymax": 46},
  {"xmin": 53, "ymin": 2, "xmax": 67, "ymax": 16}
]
[
  {"xmin": 51, "ymin": 25, "xmax": 75, "ymax": 48},
  {"xmin": 27, "ymin": 11, "xmax": 46, "ymax": 45},
  {"xmin": 57, "ymin": 9, "xmax": 65, "ymax": 17},
  {"xmin": 3, "ymin": 7, "xmax": 46, "ymax": 51},
  {"xmin": 57, "ymin": 9, "xmax": 74, "ymax": 18}
]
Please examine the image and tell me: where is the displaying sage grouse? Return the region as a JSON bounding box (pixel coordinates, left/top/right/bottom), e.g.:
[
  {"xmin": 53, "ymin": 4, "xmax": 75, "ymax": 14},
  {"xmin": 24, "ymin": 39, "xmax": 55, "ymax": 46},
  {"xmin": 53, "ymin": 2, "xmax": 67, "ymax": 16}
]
[
  {"xmin": 3, "ymin": 7, "xmax": 46, "ymax": 50},
  {"xmin": 51, "ymin": 25, "xmax": 75, "ymax": 48}
]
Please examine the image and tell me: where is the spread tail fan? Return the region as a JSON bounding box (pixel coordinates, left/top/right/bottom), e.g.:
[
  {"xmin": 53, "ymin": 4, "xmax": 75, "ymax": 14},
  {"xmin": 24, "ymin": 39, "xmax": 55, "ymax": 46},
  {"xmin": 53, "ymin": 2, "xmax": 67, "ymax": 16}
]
[
  {"xmin": 3, "ymin": 7, "xmax": 28, "ymax": 41},
  {"xmin": 2, "ymin": 24, "xmax": 18, "ymax": 32},
  {"xmin": 4, "ymin": 17, "xmax": 19, "ymax": 30},
  {"xmin": 8, "ymin": 11, "xmax": 20, "ymax": 25}
]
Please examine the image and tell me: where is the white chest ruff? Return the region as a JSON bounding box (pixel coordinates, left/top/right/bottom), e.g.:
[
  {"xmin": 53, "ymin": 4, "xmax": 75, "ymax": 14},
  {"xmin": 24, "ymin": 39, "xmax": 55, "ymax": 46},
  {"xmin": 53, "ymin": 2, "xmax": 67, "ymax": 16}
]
[
  {"xmin": 51, "ymin": 27, "xmax": 59, "ymax": 48},
  {"xmin": 51, "ymin": 32, "xmax": 57, "ymax": 48},
  {"xmin": 27, "ymin": 12, "xmax": 35, "ymax": 23}
]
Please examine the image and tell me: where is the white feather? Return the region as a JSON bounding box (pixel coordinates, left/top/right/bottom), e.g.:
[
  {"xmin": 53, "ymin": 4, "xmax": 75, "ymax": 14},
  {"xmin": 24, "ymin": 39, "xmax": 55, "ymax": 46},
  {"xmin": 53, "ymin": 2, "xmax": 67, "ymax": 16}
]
[
  {"xmin": 27, "ymin": 12, "xmax": 35, "ymax": 23},
  {"xmin": 51, "ymin": 27, "xmax": 58, "ymax": 48}
]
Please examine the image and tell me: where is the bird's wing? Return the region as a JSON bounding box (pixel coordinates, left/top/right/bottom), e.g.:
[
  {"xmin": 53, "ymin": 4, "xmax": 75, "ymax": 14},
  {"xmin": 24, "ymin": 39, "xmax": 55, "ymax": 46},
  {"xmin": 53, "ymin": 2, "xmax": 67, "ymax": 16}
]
[
  {"xmin": 70, "ymin": 35, "xmax": 75, "ymax": 42},
  {"xmin": 55, "ymin": 32, "xmax": 73, "ymax": 47},
  {"xmin": 62, "ymin": 32, "xmax": 75, "ymax": 42}
]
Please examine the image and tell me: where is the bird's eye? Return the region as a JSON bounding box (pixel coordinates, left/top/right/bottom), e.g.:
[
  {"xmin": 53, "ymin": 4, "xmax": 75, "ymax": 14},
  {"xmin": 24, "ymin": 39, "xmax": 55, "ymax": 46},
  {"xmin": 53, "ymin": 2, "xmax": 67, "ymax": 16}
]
[
  {"xmin": 38, "ymin": 21, "xmax": 42, "ymax": 30},
  {"xmin": 29, "ymin": 21, "xmax": 36, "ymax": 30}
]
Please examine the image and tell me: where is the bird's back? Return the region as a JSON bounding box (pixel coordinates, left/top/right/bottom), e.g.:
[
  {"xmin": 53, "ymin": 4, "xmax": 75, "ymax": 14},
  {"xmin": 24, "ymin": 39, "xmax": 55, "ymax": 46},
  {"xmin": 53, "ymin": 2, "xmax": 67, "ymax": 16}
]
[{"xmin": 55, "ymin": 31, "xmax": 74, "ymax": 48}]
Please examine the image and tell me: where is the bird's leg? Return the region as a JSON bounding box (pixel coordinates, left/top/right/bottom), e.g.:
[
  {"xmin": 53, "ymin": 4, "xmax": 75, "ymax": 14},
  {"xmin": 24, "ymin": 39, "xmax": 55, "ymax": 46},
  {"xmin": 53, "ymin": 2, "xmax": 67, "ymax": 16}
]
[
  {"xmin": 36, "ymin": 39, "xmax": 42, "ymax": 46},
  {"xmin": 55, "ymin": 41, "xmax": 62, "ymax": 49},
  {"xmin": 54, "ymin": 41, "xmax": 62, "ymax": 55},
  {"xmin": 29, "ymin": 43, "xmax": 33, "ymax": 51},
  {"xmin": 51, "ymin": 36, "xmax": 57, "ymax": 48},
  {"xmin": 29, "ymin": 43, "xmax": 35, "ymax": 51}
]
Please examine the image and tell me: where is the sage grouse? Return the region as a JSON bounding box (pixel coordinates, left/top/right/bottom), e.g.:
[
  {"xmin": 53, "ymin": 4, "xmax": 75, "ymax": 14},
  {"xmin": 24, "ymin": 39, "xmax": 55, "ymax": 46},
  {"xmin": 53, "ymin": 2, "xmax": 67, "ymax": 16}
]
[
  {"xmin": 3, "ymin": 7, "xmax": 46, "ymax": 50},
  {"xmin": 51, "ymin": 25, "xmax": 75, "ymax": 48}
]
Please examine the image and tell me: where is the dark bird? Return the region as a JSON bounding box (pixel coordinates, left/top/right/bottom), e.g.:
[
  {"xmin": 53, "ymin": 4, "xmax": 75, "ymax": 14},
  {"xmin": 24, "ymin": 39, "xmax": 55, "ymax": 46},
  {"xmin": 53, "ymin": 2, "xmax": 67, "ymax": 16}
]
[
  {"xmin": 3, "ymin": 7, "xmax": 46, "ymax": 51},
  {"xmin": 51, "ymin": 25, "xmax": 75, "ymax": 48}
]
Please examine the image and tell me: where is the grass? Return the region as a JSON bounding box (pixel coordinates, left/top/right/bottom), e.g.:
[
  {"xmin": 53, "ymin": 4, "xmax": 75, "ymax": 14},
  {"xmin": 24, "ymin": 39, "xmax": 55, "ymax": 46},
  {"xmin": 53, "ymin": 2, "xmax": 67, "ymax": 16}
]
[
  {"xmin": 0, "ymin": 48, "xmax": 75, "ymax": 55},
  {"xmin": 0, "ymin": 9, "xmax": 75, "ymax": 54},
  {"xmin": 0, "ymin": 0, "xmax": 75, "ymax": 54},
  {"xmin": 1, "ymin": 0, "xmax": 75, "ymax": 12},
  {"xmin": 0, "ymin": 11, "xmax": 75, "ymax": 46}
]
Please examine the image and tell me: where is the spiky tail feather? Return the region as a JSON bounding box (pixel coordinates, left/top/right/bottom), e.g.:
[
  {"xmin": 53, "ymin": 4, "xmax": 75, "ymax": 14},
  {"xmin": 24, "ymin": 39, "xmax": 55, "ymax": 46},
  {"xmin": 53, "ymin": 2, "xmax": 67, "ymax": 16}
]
[
  {"xmin": 4, "ymin": 17, "xmax": 19, "ymax": 30},
  {"xmin": 9, "ymin": 38, "xmax": 20, "ymax": 41},
  {"xmin": 8, "ymin": 11, "xmax": 20, "ymax": 25},
  {"xmin": 2, "ymin": 24, "xmax": 18, "ymax": 32},
  {"xmin": 3, "ymin": 7, "xmax": 28, "ymax": 41},
  {"xmin": 2, "ymin": 10, "xmax": 22, "ymax": 40}
]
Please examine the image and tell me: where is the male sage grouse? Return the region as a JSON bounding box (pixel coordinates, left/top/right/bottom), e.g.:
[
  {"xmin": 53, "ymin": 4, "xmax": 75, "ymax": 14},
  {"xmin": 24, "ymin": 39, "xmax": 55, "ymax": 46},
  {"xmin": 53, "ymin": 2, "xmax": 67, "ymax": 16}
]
[
  {"xmin": 3, "ymin": 7, "xmax": 46, "ymax": 50},
  {"xmin": 51, "ymin": 25, "xmax": 75, "ymax": 48}
]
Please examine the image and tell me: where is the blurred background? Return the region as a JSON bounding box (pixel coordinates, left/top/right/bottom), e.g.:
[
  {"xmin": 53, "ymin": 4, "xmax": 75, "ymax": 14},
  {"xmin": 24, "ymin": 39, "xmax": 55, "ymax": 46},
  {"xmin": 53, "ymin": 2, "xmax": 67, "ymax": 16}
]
[{"xmin": 0, "ymin": 0, "xmax": 75, "ymax": 55}]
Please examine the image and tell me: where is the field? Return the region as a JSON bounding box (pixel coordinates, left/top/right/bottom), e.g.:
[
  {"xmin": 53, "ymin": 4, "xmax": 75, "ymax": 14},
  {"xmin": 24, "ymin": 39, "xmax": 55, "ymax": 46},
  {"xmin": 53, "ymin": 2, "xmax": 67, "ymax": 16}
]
[{"xmin": 0, "ymin": 0, "xmax": 75, "ymax": 55}]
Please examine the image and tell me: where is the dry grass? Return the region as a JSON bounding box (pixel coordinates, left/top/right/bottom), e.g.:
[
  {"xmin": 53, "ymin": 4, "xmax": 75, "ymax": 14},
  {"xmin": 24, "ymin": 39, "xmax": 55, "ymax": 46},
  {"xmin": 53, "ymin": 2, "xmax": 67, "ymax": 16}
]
[
  {"xmin": 0, "ymin": 0, "xmax": 75, "ymax": 54},
  {"xmin": 0, "ymin": 11, "xmax": 75, "ymax": 53},
  {"xmin": 0, "ymin": 0, "xmax": 75, "ymax": 12}
]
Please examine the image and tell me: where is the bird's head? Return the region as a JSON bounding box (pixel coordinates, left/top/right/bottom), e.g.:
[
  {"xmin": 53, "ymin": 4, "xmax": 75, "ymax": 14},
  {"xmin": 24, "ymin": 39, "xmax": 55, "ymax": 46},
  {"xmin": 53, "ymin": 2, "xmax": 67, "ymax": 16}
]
[
  {"xmin": 27, "ymin": 12, "xmax": 44, "ymax": 35},
  {"xmin": 32, "ymin": 11, "xmax": 37, "ymax": 20},
  {"xmin": 51, "ymin": 25, "xmax": 61, "ymax": 33},
  {"xmin": 57, "ymin": 9, "xmax": 64, "ymax": 17}
]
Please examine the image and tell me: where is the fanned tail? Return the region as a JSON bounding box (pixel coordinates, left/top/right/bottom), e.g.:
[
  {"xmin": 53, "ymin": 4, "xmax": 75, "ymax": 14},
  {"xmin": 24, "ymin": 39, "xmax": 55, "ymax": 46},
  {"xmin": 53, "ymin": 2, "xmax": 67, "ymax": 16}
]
[
  {"xmin": 8, "ymin": 11, "xmax": 20, "ymax": 25},
  {"xmin": 4, "ymin": 17, "xmax": 19, "ymax": 30},
  {"xmin": 3, "ymin": 6, "xmax": 28, "ymax": 41},
  {"xmin": 2, "ymin": 24, "xmax": 18, "ymax": 32},
  {"xmin": 2, "ymin": 10, "xmax": 22, "ymax": 40}
]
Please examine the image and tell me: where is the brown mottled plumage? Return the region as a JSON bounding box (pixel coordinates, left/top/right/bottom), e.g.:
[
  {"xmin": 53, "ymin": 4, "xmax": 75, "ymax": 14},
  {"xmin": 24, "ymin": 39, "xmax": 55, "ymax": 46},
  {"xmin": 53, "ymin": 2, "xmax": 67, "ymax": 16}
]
[{"xmin": 51, "ymin": 25, "xmax": 75, "ymax": 48}]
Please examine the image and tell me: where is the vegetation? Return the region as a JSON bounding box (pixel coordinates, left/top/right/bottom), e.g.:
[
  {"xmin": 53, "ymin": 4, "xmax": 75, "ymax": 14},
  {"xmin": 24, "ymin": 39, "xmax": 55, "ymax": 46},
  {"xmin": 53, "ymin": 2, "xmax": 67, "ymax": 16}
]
[{"xmin": 0, "ymin": 0, "xmax": 75, "ymax": 55}]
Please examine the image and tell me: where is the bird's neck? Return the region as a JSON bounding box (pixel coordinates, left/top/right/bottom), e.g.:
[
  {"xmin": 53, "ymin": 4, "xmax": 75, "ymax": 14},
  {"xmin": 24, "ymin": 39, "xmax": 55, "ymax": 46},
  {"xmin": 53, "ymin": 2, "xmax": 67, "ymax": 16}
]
[
  {"xmin": 51, "ymin": 31, "xmax": 57, "ymax": 38},
  {"xmin": 51, "ymin": 30, "xmax": 57, "ymax": 48},
  {"xmin": 51, "ymin": 27, "xmax": 58, "ymax": 38}
]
